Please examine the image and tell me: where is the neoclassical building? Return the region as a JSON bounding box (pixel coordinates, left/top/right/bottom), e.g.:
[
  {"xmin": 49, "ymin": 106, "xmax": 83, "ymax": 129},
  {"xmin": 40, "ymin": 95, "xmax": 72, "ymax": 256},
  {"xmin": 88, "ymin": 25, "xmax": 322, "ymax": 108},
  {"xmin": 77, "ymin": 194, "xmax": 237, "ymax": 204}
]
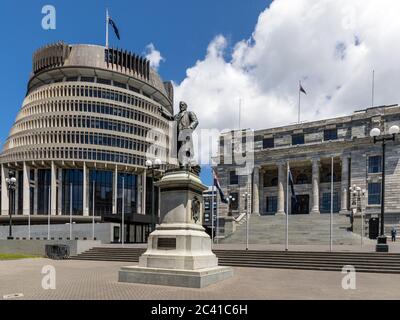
[
  {"xmin": 214, "ymin": 104, "xmax": 400, "ymax": 231},
  {"xmin": 0, "ymin": 42, "xmax": 174, "ymax": 242}
]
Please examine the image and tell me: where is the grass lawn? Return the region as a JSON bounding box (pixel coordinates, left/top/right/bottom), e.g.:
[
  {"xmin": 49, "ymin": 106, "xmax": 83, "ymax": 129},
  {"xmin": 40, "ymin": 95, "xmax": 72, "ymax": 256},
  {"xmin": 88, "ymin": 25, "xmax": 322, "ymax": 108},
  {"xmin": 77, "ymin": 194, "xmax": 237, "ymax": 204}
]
[{"xmin": 0, "ymin": 253, "xmax": 41, "ymax": 260}]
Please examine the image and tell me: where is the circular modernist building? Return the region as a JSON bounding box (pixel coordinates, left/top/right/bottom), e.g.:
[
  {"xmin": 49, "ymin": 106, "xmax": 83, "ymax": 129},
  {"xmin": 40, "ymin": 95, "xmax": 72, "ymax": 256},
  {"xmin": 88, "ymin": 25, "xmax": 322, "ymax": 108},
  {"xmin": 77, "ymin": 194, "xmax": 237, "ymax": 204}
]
[{"xmin": 0, "ymin": 42, "xmax": 174, "ymax": 242}]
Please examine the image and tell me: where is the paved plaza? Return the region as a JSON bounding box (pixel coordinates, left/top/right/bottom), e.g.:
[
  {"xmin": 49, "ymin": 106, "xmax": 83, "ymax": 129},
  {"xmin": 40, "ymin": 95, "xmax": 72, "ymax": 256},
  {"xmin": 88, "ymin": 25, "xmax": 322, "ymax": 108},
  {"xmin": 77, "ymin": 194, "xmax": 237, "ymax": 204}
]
[{"xmin": 1, "ymin": 258, "xmax": 400, "ymax": 300}]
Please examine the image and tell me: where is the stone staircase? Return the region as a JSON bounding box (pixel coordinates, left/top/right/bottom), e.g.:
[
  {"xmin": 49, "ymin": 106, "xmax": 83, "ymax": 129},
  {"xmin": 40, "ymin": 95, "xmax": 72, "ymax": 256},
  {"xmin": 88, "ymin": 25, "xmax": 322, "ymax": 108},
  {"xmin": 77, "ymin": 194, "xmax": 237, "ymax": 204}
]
[
  {"xmin": 220, "ymin": 214, "xmax": 374, "ymax": 245},
  {"xmin": 70, "ymin": 247, "xmax": 400, "ymax": 274}
]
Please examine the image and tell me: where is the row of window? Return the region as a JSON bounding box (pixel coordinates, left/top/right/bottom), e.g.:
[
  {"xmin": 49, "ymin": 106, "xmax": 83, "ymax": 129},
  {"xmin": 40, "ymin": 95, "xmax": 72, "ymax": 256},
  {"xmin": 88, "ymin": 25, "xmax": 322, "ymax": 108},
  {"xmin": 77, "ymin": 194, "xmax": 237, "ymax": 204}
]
[
  {"xmin": 21, "ymin": 100, "xmax": 168, "ymax": 131},
  {"xmin": 264, "ymin": 193, "xmax": 340, "ymax": 213},
  {"xmin": 262, "ymin": 128, "xmax": 339, "ymax": 149},
  {"xmin": 10, "ymin": 131, "xmax": 167, "ymax": 157},
  {"xmin": 27, "ymin": 84, "xmax": 168, "ymax": 117},
  {"xmin": 227, "ymin": 155, "xmax": 382, "ymax": 186},
  {"xmin": 7, "ymin": 168, "xmax": 143, "ymax": 217},
  {"xmin": 15, "ymin": 115, "xmax": 155, "ymax": 139},
  {"xmin": 3, "ymin": 148, "xmax": 148, "ymax": 166},
  {"xmin": 29, "ymin": 75, "xmax": 154, "ymax": 104}
]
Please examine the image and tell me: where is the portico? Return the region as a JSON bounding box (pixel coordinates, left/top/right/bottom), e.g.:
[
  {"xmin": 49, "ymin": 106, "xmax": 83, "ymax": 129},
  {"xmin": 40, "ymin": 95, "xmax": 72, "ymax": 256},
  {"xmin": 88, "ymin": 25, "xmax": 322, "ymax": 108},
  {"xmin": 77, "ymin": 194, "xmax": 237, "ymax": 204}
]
[{"xmin": 256, "ymin": 156, "xmax": 344, "ymax": 216}]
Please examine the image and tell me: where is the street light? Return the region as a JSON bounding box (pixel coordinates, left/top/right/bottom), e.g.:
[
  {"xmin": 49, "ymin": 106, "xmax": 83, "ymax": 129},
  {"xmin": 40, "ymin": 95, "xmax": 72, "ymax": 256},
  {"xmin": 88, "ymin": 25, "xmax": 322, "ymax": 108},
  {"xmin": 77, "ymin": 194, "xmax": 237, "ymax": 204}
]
[
  {"xmin": 242, "ymin": 192, "xmax": 251, "ymax": 250},
  {"xmin": 146, "ymin": 158, "xmax": 162, "ymax": 232},
  {"xmin": 370, "ymin": 125, "xmax": 400, "ymax": 252},
  {"xmin": 349, "ymin": 185, "xmax": 366, "ymax": 246},
  {"xmin": 6, "ymin": 171, "xmax": 17, "ymax": 240},
  {"xmin": 228, "ymin": 195, "xmax": 236, "ymax": 216}
]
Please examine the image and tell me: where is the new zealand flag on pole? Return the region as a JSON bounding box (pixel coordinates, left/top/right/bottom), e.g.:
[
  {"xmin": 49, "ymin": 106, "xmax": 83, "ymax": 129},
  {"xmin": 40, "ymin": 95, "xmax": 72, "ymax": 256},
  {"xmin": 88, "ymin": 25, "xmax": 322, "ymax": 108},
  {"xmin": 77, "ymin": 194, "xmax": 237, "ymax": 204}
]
[
  {"xmin": 109, "ymin": 17, "xmax": 120, "ymax": 40},
  {"xmin": 213, "ymin": 170, "xmax": 228, "ymax": 204},
  {"xmin": 288, "ymin": 169, "xmax": 297, "ymax": 204}
]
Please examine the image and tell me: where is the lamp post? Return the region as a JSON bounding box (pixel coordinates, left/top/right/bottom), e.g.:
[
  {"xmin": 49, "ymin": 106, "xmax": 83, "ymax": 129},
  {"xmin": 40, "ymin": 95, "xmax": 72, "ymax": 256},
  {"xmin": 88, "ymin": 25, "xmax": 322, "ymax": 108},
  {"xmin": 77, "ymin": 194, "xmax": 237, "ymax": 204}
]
[
  {"xmin": 370, "ymin": 125, "xmax": 400, "ymax": 252},
  {"xmin": 228, "ymin": 195, "xmax": 236, "ymax": 217},
  {"xmin": 6, "ymin": 171, "xmax": 17, "ymax": 240},
  {"xmin": 349, "ymin": 185, "xmax": 366, "ymax": 246},
  {"xmin": 146, "ymin": 158, "xmax": 162, "ymax": 232},
  {"xmin": 242, "ymin": 192, "xmax": 251, "ymax": 250}
]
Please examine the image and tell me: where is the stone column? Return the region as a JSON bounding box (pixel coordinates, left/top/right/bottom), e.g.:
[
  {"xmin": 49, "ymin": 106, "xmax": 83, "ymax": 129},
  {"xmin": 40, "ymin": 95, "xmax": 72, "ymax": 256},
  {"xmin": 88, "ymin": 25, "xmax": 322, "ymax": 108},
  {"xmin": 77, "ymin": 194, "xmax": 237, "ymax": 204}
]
[
  {"xmin": 311, "ymin": 158, "xmax": 320, "ymax": 214},
  {"xmin": 142, "ymin": 170, "xmax": 147, "ymax": 215},
  {"xmin": 340, "ymin": 156, "xmax": 349, "ymax": 214},
  {"xmin": 258, "ymin": 170, "xmax": 265, "ymax": 215},
  {"xmin": 83, "ymin": 163, "xmax": 89, "ymax": 216},
  {"xmin": 23, "ymin": 162, "xmax": 30, "ymax": 216},
  {"xmin": 34, "ymin": 169, "xmax": 38, "ymax": 215},
  {"xmin": 14, "ymin": 171, "xmax": 19, "ymax": 214},
  {"xmin": 57, "ymin": 168, "xmax": 62, "ymax": 215},
  {"xmin": 51, "ymin": 161, "xmax": 57, "ymax": 215},
  {"xmin": 1, "ymin": 165, "xmax": 9, "ymax": 216},
  {"xmin": 252, "ymin": 166, "xmax": 260, "ymax": 215},
  {"xmin": 276, "ymin": 162, "xmax": 286, "ymax": 215},
  {"xmin": 113, "ymin": 166, "xmax": 118, "ymax": 214},
  {"xmin": 137, "ymin": 172, "xmax": 142, "ymax": 214}
]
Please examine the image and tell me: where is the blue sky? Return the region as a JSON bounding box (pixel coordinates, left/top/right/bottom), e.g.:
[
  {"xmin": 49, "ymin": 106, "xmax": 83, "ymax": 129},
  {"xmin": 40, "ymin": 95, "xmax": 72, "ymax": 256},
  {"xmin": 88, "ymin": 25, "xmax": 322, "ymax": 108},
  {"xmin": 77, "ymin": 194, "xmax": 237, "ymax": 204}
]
[{"xmin": 0, "ymin": 0, "xmax": 270, "ymax": 185}]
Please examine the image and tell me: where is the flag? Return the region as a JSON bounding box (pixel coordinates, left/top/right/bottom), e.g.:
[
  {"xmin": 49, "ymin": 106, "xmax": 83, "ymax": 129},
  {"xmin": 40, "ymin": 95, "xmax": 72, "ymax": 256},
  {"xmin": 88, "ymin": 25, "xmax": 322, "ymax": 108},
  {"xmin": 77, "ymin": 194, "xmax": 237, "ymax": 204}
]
[
  {"xmin": 213, "ymin": 170, "xmax": 228, "ymax": 204},
  {"xmin": 108, "ymin": 16, "xmax": 120, "ymax": 40},
  {"xmin": 288, "ymin": 169, "xmax": 297, "ymax": 203},
  {"xmin": 299, "ymin": 82, "xmax": 307, "ymax": 95}
]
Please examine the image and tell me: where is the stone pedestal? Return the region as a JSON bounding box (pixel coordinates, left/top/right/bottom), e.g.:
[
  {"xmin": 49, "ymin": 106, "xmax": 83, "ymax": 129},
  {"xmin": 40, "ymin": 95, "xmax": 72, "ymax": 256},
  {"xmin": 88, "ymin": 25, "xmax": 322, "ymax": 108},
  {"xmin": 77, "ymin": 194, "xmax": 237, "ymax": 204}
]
[{"xmin": 119, "ymin": 169, "xmax": 233, "ymax": 288}]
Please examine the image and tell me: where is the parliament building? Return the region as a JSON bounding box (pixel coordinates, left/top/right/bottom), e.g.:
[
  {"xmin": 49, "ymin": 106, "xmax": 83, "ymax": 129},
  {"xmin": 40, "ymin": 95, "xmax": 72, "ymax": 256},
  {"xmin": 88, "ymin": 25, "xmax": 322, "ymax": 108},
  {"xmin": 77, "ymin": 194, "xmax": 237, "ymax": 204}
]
[
  {"xmin": 0, "ymin": 42, "xmax": 174, "ymax": 242},
  {"xmin": 214, "ymin": 104, "xmax": 400, "ymax": 236}
]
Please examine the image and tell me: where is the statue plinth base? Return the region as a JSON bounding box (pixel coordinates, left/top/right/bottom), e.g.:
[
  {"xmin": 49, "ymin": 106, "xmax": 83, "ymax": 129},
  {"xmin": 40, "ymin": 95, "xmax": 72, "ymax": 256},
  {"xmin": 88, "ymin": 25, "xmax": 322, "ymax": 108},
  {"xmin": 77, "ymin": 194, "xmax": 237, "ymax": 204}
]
[{"xmin": 119, "ymin": 169, "xmax": 233, "ymax": 288}]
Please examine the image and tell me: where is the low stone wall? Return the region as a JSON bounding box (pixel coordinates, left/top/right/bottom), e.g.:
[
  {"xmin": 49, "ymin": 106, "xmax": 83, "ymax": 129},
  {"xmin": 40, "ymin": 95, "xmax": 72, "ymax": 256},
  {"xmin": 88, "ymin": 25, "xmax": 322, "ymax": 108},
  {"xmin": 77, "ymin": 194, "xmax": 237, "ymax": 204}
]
[
  {"xmin": 0, "ymin": 223, "xmax": 116, "ymax": 243},
  {"xmin": 0, "ymin": 240, "xmax": 102, "ymax": 256}
]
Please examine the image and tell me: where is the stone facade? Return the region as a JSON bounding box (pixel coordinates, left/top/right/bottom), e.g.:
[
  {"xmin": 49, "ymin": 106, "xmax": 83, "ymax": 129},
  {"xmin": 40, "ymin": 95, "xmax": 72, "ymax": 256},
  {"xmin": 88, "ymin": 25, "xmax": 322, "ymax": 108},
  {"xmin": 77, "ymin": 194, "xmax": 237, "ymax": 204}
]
[{"xmin": 215, "ymin": 105, "xmax": 400, "ymax": 230}]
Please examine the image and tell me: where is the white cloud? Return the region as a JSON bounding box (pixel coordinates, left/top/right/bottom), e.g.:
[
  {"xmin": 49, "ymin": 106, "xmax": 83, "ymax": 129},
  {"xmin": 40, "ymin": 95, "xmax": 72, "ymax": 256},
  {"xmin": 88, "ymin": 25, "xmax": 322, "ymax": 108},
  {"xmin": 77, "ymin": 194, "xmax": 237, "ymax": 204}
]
[
  {"xmin": 173, "ymin": 0, "xmax": 400, "ymax": 133},
  {"xmin": 145, "ymin": 43, "xmax": 165, "ymax": 71}
]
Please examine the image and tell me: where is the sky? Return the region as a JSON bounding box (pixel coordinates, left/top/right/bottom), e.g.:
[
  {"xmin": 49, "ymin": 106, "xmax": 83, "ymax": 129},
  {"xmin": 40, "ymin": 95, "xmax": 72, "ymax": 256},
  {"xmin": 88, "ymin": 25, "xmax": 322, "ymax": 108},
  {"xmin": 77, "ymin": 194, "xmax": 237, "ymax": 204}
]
[{"xmin": 1, "ymin": 0, "xmax": 400, "ymax": 186}]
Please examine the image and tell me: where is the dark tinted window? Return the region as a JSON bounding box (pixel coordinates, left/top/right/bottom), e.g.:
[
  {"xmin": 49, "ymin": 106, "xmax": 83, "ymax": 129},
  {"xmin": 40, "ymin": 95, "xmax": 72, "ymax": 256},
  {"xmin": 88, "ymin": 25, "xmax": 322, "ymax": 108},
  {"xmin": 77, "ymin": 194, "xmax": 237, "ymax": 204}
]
[
  {"xmin": 97, "ymin": 78, "xmax": 111, "ymax": 85},
  {"xmin": 324, "ymin": 128, "xmax": 338, "ymax": 141},
  {"xmin": 263, "ymin": 137, "xmax": 274, "ymax": 149},
  {"xmin": 81, "ymin": 76, "xmax": 95, "ymax": 83},
  {"xmin": 368, "ymin": 182, "xmax": 381, "ymax": 205},
  {"xmin": 114, "ymin": 81, "xmax": 126, "ymax": 89},
  {"xmin": 292, "ymin": 133, "xmax": 305, "ymax": 145},
  {"xmin": 368, "ymin": 156, "xmax": 382, "ymax": 173},
  {"xmin": 229, "ymin": 171, "xmax": 238, "ymax": 185}
]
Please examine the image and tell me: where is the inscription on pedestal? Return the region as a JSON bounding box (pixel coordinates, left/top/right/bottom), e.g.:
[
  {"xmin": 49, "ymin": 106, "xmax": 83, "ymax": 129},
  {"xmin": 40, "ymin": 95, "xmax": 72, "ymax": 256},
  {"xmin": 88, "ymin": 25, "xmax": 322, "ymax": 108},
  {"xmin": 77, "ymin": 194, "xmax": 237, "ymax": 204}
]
[{"xmin": 157, "ymin": 238, "xmax": 176, "ymax": 250}]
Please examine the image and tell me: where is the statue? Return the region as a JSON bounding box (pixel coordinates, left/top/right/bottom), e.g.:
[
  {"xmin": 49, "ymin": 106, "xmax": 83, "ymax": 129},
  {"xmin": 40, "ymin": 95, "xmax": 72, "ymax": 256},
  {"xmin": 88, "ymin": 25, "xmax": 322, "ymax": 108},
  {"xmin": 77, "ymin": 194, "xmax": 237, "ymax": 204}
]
[{"xmin": 159, "ymin": 101, "xmax": 199, "ymax": 169}]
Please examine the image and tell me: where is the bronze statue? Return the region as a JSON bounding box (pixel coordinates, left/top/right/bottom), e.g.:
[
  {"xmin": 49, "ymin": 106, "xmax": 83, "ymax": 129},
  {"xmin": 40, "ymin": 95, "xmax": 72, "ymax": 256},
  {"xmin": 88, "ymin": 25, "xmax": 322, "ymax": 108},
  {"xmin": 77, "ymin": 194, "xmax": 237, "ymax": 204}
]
[{"xmin": 159, "ymin": 101, "xmax": 199, "ymax": 168}]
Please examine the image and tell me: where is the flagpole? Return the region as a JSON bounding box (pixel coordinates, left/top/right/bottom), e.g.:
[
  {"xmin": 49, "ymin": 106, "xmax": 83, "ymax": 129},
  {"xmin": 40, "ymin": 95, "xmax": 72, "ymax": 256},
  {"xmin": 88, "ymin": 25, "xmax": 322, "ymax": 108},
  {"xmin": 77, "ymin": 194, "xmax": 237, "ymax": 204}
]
[
  {"xmin": 330, "ymin": 157, "xmax": 333, "ymax": 252},
  {"xmin": 298, "ymin": 81, "xmax": 301, "ymax": 124},
  {"xmin": 106, "ymin": 9, "xmax": 109, "ymax": 48},
  {"xmin": 371, "ymin": 70, "xmax": 375, "ymax": 107},
  {"xmin": 211, "ymin": 185, "xmax": 215, "ymax": 248},
  {"xmin": 286, "ymin": 161, "xmax": 289, "ymax": 251}
]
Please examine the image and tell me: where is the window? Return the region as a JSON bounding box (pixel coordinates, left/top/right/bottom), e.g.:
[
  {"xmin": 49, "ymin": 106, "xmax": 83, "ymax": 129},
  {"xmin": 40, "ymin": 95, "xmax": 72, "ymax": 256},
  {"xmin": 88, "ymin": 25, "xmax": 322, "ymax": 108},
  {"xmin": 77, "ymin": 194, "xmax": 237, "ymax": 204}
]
[
  {"xmin": 263, "ymin": 137, "xmax": 274, "ymax": 149},
  {"xmin": 229, "ymin": 171, "xmax": 238, "ymax": 185},
  {"xmin": 368, "ymin": 182, "xmax": 381, "ymax": 205},
  {"xmin": 81, "ymin": 76, "xmax": 94, "ymax": 83},
  {"xmin": 266, "ymin": 196, "xmax": 278, "ymax": 213},
  {"xmin": 97, "ymin": 78, "xmax": 111, "ymax": 85},
  {"xmin": 295, "ymin": 173, "xmax": 310, "ymax": 184},
  {"xmin": 114, "ymin": 81, "xmax": 126, "ymax": 89},
  {"xmin": 324, "ymin": 128, "xmax": 338, "ymax": 141},
  {"xmin": 321, "ymin": 192, "xmax": 339, "ymax": 213},
  {"xmin": 368, "ymin": 155, "xmax": 382, "ymax": 173},
  {"xmin": 292, "ymin": 133, "xmax": 305, "ymax": 145}
]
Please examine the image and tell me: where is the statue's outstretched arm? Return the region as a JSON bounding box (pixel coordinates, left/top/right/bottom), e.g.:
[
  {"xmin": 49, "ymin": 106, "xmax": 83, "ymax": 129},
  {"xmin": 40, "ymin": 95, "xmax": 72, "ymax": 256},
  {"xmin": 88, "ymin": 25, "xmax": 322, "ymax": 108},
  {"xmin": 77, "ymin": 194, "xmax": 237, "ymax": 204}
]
[{"xmin": 158, "ymin": 106, "xmax": 174, "ymax": 121}]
